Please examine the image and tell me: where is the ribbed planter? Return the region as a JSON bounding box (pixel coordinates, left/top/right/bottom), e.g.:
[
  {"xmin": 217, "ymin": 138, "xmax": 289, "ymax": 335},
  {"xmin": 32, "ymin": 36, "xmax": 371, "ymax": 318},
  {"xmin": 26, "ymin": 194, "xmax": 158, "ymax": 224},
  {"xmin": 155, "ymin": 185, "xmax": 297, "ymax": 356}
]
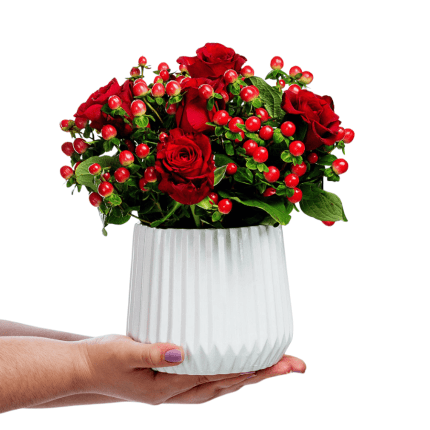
[{"xmin": 126, "ymin": 224, "xmax": 293, "ymax": 375}]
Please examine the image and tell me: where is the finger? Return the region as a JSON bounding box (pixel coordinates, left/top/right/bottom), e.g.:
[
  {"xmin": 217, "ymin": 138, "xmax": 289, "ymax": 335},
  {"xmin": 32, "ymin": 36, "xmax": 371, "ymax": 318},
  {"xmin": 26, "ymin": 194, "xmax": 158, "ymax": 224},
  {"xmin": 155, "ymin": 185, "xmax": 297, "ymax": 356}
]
[
  {"xmin": 256, "ymin": 355, "xmax": 306, "ymax": 378},
  {"xmin": 127, "ymin": 342, "xmax": 186, "ymax": 368}
]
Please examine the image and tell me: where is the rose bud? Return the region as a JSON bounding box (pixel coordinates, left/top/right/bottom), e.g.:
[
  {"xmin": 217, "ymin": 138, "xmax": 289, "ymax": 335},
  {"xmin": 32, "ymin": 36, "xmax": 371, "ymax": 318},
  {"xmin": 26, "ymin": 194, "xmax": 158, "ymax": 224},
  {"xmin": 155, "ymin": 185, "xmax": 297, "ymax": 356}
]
[
  {"xmin": 60, "ymin": 166, "xmax": 74, "ymax": 180},
  {"xmin": 108, "ymin": 95, "xmax": 122, "ymax": 110},
  {"xmin": 299, "ymin": 71, "xmax": 313, "ymax": 85},
  {"xmin": 270, "ymin": 56, "xmax": 284, "ymax": 70},
  {"xmin": 166, "ymin": 80, "xmax": 181, "ymax": 97},
  {"xmin": 130, "ymin": 67, "xmax": 140, "ymax": 77},
  {"xmin": 133, "ymin": 82, "xmax": 149, "ymax": 97},
  {"xmin": 101, "ymin": 125, "xmax": 117, "ymax": 140},
  {"xmin": 198, "ymin": 84, "xmax": 214, "ymax": 100},
  {"xmin": 61, "ymin": 142, "xmax": 75, "ymax": 156},
  {"xmin": 224, "ymin": 69, "xmax": 238, "ymax": 84},
  {"xmin": 138, "ymin": 56, "xmax": 147, "ymax": 66},
  {"xmin": 73, "ymin": 138, "xmax": 89, "ymax": 154},
  {"xmin": 60, "ymin": 119, "xmax": 73, "ymax": 131},
  {"xmin": 158, "ymin": 62, "xmax": 169, "ymax": 71},
  {"xmin": 241, "ymin": 65, "xmax": 254, "ymax": 78},
  {"xmin": 151, "ymin": 83, "xmax": 165, "ymax": 97},
  {"xmin": 74, "ymin": 117, "xmax": 88, "ymax": 130},
  {"xmin": 131, "ymin": 99, "xmax": 147, "ymax": 116}
]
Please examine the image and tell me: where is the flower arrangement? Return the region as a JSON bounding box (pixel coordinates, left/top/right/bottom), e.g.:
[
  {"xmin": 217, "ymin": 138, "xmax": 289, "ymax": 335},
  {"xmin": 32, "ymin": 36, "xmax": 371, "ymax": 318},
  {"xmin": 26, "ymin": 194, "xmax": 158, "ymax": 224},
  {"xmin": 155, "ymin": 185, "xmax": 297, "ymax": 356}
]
[{"xmin": 59, "ymin": 43, "xmax": 355, "ymax": 234}]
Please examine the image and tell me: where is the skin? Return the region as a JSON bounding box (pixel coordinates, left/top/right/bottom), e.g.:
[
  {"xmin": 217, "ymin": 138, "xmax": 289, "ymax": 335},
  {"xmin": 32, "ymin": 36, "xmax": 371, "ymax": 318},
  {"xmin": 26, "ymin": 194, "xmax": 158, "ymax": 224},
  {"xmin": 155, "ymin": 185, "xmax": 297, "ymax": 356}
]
[{"xmin": 0, "ymin": 320, "xmax": 306, "ymax": 413}]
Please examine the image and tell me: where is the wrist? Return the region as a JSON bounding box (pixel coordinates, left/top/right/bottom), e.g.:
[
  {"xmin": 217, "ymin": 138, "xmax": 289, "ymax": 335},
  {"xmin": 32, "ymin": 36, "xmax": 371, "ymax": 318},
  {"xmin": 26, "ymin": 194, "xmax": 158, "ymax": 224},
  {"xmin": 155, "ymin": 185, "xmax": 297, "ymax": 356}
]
[{"xmin": 70, "ymin": 341, "xmax": 97, "ymax": 394}]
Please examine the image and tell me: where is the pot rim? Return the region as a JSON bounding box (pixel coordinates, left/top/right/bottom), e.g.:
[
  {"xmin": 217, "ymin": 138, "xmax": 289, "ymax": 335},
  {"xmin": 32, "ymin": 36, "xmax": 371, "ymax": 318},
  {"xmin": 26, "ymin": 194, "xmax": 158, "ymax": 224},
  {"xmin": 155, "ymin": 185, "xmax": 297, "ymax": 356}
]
[{"xmin": 134, "ymin": 223, "xmax": 282, "ymax": 232}]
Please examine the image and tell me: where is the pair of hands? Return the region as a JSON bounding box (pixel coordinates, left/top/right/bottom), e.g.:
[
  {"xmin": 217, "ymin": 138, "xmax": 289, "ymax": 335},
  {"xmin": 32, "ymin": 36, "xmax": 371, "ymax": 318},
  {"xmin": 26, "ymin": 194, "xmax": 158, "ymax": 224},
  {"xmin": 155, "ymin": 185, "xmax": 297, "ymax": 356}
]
[{"xmin": 76, "ymin": 335, "xmax": 306, "ymax": 405}]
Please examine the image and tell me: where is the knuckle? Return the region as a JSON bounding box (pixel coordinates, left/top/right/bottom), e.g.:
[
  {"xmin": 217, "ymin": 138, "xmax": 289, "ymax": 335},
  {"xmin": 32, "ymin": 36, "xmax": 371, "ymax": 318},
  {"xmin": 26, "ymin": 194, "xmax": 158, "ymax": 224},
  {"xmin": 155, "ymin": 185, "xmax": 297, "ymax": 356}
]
[{"xmin": 196, "ymin": 375, "xmax": 210, "ymax": 385}]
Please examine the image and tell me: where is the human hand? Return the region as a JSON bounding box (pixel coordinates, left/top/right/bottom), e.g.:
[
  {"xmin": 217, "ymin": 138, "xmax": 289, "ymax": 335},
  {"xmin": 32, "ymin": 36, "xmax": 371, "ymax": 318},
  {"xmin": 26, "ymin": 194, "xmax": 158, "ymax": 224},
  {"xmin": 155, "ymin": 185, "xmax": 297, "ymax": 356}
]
[{"xmin": 77, "ymin": 334, "xmax": 305, "ymax": 405}]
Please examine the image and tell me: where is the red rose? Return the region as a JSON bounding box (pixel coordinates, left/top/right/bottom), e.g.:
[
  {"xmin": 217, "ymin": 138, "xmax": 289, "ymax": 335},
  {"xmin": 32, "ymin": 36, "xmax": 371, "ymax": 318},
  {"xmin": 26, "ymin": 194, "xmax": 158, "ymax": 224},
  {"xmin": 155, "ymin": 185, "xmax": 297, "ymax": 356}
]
[
  {"xmin": 155, "ymin": 128, "xmax": 215, "ymax": 205},
  {"xmin": 177, "ymin": 43, "xmax": 247, "ymax": 79},
  {"xmin": 282, "ymin": 90, "xmax": 341, "ymax": 150},
  {"xmin": 74, "ymin": 78, "xmax": 134, "ymax": 136},
  {"xmin": 175, "ymin": 77, "xmax": 225, "ymax": 134}
]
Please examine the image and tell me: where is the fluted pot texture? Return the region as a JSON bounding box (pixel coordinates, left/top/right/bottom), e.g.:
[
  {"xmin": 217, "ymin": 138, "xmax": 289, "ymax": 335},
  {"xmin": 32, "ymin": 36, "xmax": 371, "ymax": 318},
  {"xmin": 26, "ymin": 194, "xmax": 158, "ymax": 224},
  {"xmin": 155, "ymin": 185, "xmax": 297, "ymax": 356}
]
[{"xmin": 126, "ymin": 224, "xmax": 293, "ymax": 375}]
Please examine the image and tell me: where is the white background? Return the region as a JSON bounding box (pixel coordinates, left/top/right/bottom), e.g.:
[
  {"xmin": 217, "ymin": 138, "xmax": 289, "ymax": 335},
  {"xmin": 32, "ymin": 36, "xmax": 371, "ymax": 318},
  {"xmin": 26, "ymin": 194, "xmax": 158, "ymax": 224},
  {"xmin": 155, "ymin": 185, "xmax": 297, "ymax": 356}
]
[{"xmin": 1, "ymin": 0, "xmax": 429, "ymax": 428}]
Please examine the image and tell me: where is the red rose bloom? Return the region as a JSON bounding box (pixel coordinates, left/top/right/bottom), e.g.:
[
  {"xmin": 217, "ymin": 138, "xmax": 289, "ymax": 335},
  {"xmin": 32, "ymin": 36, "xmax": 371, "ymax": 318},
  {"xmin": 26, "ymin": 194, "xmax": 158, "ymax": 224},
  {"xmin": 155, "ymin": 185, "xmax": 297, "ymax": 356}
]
[
  {"xmin": 176, "ymin": 77, "xmax": 225, "ymax": 134},
  {"xmin": 282, "ymin": 90, "xmax": 341, "ymax": 150},
  {"xmin": 74, "ymin": 78, "xmax": 134, "ymax": 136},
  {"xmin": 155, "ymin": 128, "xmax": 215, "ymax": 205},
  {"xmin": 177, "ymin": 43, "xmax": 247, "ymax": 79}
]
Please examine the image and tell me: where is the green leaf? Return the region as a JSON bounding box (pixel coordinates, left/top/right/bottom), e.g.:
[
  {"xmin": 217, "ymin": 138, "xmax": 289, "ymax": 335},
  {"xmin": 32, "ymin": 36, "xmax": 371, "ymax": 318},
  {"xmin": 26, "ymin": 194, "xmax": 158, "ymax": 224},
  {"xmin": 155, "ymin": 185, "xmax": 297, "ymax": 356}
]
[
  {"xmin": 214, "ymin": 165, "xmax": 227, "ymax": 186},
  {"xmin": 294, "ymin": 118, "xmax": 308, "ymax": 142},
  {"xmin": 317, "ymin": 154, "xmax": 338, "ymax": 165},
  {"xmin": 212, "ymin": 211, "xmax": 222, "ymax": 222},
  {"xmin": 214, "ymin": 93, "xmax": 223, "ymax": 99},
  {"xmin": 155, "ymin": 97, "xmax": 164, "ymax": 105},
  {"xmin": 197, "ymin": 196, "xmax": 213, "ymax": 210},
  {"xmin": 169, "ymin": 95, "xmax": 182, "ymax": 105},
  {"xmin": 207, "ymin": 98, "xmax": 215, "ymax": 111},
  {"xmin": 281, "ymin": 150, "xmax": 292, "ymax": 163},
  {"xmin": 215, "ymin": 126, "xmax": 224, "ymax": 136},
  {"xmin": 103, "ymin": 140, "xmax": 115, "ymax": 152},
  {"xmin": 229, "ymin": 83, "xmax": 240, "ymax": 95},
  {"xmin": 225, "ymin": 142, "xmax": 234, "ymax": 156},
  {"xmin": 102, "ymin": 227, "xmax": 108, "ymax": 236},
  {"xmin": 219, "ymin": 191, "xmax": 291, "ymax": 225},
  {"xmin": 215, "ymin": 154, "xmax": 234, "ymax": 167},
  {"xmin": 150, "ymin": 201, "xmax": 182, "ymax": 228},
  {"xmin": 246, "ymin": 158, "xmax": 258, "ymax": 170},
  {"xmin": 252, "ymin": 98, "xmax": 262, "ymax": 108},
  {"xmin": 234, "ymin": 166, "xmax": 254, "ymax": 185},
  {"xmin": 105, "ymin": 208, "xmax": 131, "ymax": 225},
  {"xmin": 134, "ymin": 116, "xmax": 149, "ymax": 128},
  {"xmin": 225, "ymin": 131, "xmax": 239, "ymax": 141},
  {"xmin": 257, "ymin": 163, "xmax": 269, "ymax": 173},
  {"xmin": 299, "ymin": 183, "xmax": 347, "ymax": 222},
  {"xmin": 248, "ymin": 76, "xmax": 283, "ymax": 119},
  {"xmin": 76, "ymin": 156, "xmax": 120, "ymax": 192},
  {"xmin": 83, "ymin": 122, "xmax": 92, "ymax": 138},
  {"xmin": 105, "ymin": 194, "xmax": 122, "ymax": 206},
  {"xmin": 273, "ymin": 129, "xmax": 284, "ymax": 144}
]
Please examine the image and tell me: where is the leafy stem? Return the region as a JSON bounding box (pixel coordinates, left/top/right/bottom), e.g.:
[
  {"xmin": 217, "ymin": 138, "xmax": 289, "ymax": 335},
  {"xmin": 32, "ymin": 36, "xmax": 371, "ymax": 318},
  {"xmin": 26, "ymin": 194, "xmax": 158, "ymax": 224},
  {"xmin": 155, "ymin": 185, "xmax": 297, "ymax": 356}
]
[{"xmin": 190, "ymin": 204, "xmax": 201, "ymax": 228}]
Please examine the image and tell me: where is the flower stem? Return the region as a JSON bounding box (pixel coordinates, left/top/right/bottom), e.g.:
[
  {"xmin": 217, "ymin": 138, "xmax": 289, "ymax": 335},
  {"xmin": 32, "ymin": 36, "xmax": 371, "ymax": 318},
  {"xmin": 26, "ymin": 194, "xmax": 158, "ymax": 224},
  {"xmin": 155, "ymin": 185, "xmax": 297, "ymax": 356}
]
[
  {"xmin": 146, "ymin": 101, "xmax": 163, "ymax": 124},
  {"xmin": 190, "ymin": 205, "xmax": 201, "ymax": 228}
]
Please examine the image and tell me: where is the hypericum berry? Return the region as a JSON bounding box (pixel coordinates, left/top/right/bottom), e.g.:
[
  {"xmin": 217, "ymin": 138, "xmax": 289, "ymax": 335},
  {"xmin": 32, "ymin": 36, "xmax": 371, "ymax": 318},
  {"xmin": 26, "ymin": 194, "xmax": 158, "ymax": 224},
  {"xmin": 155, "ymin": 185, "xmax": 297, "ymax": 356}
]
[
  {"xmin": 135, "ymin": 143, "xmax": 150, "ymax": 159},
  {"xmin": 130, "ymin": 67, "xmax": 140, "ymax": 77},
  {"xmin": 235, "ymin": 131, "xmax": 245, "ymax": 143},
  {"xmin": 108, "ymin": 95, "xmax": 122, "ymax": 110},
  {"xmin": 307, "ymin": 153, "xmax": 318, "ymax": 164},
  {"xmin": 253, "ymin": 146, "xmax": 269, "ymax": 163},
  {"xmin": 240, "ymin": 85, "xmax": 259, "ymax": 102},
  {"xmin": 245, "ymin": 116, "xmax": 261, "ymax": 132},
  {"xmin": 279, "ymin": 79, "xmax": 286, "ymax": 89},
  {"xmin": 224, "ymin": 69, "xmax": 238, "ymax": 84},
  {"xmin": 287, "ymin": 188, "xmax": 302, "ymax": 204},
  {"xmin": 89, "ymin": 192, "xmax": 103, "ymax": 207},
  {"xmin": 62, "ymin": 142, "xmax": 74, "ymax": 156},
  {"xmin": 198, "ymin": 84, "xmax": 214, "ymax": 99},
  {"xmin": 259, "ymin": 125, "xmax": 274, "ymax": 141},
  {"xmin": 138, "ymin": 56, "xmax": 147, "ymax": 66},
  {"xmin": 270, "ymin": 56, "xmax": 284, "ymax": 70},
  {"xmin": 153, "ymin": 76, "xmax": 163, "ymax": 84},
  {"xmin": 213, "ymin": 110, "xmax": 229, "ymax": 126},
  {"xmin": 299, "ymin": 71, "xmax": 313, "ymax": 85},
  {"xmin": 159, "ymin": 132, "xmax": 168, "ymax": 142},
  {"xmin": 73, "ymin": 138, "xmax": 89, "ymax": 154},
  {"xmin": 119, "ymin": 150, "xmax": 134, "ymax": 166},
  {"xmin": 208, "ymin": 192, "xmax": 219, "ymax": 204},
  {"xmin": 134, "ymin": 78, "xmax": 147, "ymax": 85},
  {"xmin": 74, "ymin": 161, "xmax": 82, "ymax": 171},
  {"xmin": 75, "ymin": 117, "xmax": 88, "ymax": 130},
  {"xmin": 60, "ymin": 119, "xmax": 72, "ymax": 131},
  {"xmin": 114, "ymin": 167, "xmax": 130, "ymax": 183},
  {"xmin": 288, "ymin": 84, "xmax": 301, "ymax": 94},
  {"xmin": 144, "ymin": 166, "xmax": 157, "ymax": 182},
  {"xmin": 226, "ymin": 163, "xmax": 237, "ymax": 175},
  {"xmin": 343, "ymin": 129, "xmax": 355, "ymax": 143},
  {"xmin": 60, "ymin": 166, "xmax": 74, "ymax": 180},
  {"xmin": 219, "ymin": 90, "xmax": 229, "ymax": 103},
  {"xmin": 289, "ymin": 141, "xmax": 305, "ymax": 156},
  {"xmin": 289, "ymin": 66, "xmax": 302, "ymax": 77},
  {"xmin": 241, "ymin": 65, "xmax": 254, "ymax": 77},
  {"xmin": 98, "ymin": 181, "xmax": 114, "ymax": 197},
  {"xmin": 243, "ymin": 140, "xmax": 258, "ymax": 156},
  {"xmin": 280, "ymin": 121, "xmax": 296, "ymax": 137},
  {"xmin": 263, "ymin": 187, "xmax": 277, "ymax": 197},
  {"xmin": 228, "ymin": 117, "xmax": 244, "ymax": 133},
  {"xmin": 332, "ymin": 159, "xmax": 349, "ymax": 175},
  {"xmin": 158, "ymin": 62, "xmax": 169, "ymax": 71},
  {"xmin": 166, "ymin": 80, "xmax": 181, "ymax": 97},
  {"xmin": 291, "ymin": 162, "xmax": 307, "ymax": 177},
  {"xmin": 133, "ymin": 82, "xmax": 149, "ymax": 97},
  {"xmin": 151, "ymin": 83, "xmax": 165, "ymax": 97},
  {"xmin": 89, "ymin": 163, "xmax": 101, "ymax": 175},
  {"xmin": 160, "ymin": 70, "xmax": 170, "ymax": 81},
  {"xmin": 176, "ymin": 75, "xmax": 186, "ymax": 84},
  {"xmin": 255, "ymin": 108, "xmax": 270, "ymax": 123},
  {"xmin": 102, "ymin": 172, "xmax": 111, "ymax": 182},
  {"xmin": 336, "ymin": 127, "xmax": 345, "ymax": 141},
  {"xmin": 165, "ymin": 102, "xmax": 177, "ymax": 115},
  {"xmin": 125, "ymin": 139, "xmax": 135, "ymax": 153},
  {"xmin": 218, "ymin": 199, "xmax": 232, "ymax": 214},
  {"xmin": 101, "ymin": 125, "xmax": 117, "ymax": 140},
  {"xmin": 284, "ymin": 173, "xmax": 299, "ymax": 188},
  {"xmin": 264, "ymin": 166, "xmax": 280, "ymax": 183},
  {"xmin": 138, "ymin": 178, "xmax": 149, "ymax": 192},
  {"xmin": 131, "ymin": 99, "xmax": 147, "ymax": 116},
  {"xmin": 322, "ymin": 221, "xmax": 335, "ymax": 227},
  {"xmin": 179, "ymin": 64, "xmax": 188, "ymax": 73}
]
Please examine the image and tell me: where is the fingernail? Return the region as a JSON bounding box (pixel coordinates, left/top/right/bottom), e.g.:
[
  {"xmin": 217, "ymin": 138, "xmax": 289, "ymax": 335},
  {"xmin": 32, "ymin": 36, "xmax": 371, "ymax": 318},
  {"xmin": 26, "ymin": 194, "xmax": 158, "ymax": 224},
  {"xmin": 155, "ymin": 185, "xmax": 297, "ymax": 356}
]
[
  {"xmin": 293, "ymin": 371, "xmax": 304, "ymax": 373},
  {"xmin": 246, "ymin": 374, "xmax": 257, "ymax": 379},
  {"xmin": 240, "ymin": 371, "xmax": 255, "ymax": 375},
  {"xmin": 164, "ymin": 349, "xmax": 183, "ymax": 363}
]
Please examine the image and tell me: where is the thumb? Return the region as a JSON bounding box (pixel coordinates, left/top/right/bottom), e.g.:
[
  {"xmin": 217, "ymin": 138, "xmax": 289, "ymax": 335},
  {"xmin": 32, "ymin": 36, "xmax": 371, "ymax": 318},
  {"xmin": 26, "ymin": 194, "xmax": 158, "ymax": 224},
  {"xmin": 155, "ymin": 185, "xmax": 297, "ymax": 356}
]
[{"xmin": 128, "ymin": 341, "xmax": 185, "ymax": 368}]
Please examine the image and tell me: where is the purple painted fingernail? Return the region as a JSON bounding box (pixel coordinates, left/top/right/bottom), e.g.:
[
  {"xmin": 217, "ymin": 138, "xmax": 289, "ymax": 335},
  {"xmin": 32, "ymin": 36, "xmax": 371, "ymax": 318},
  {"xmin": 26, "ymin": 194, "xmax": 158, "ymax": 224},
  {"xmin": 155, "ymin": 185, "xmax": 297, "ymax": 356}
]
[{"xmin": 164, "ymin": 349, "xmax": 183, "ymax": 363}]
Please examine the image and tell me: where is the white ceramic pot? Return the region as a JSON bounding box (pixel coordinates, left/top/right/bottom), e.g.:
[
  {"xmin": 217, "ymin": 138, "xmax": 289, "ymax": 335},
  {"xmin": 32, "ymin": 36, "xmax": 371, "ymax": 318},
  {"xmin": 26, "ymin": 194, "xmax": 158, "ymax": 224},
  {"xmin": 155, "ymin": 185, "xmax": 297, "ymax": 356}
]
[{"xmin": 126, "ymin": 224, "xmax": 293, "ymax": 375}]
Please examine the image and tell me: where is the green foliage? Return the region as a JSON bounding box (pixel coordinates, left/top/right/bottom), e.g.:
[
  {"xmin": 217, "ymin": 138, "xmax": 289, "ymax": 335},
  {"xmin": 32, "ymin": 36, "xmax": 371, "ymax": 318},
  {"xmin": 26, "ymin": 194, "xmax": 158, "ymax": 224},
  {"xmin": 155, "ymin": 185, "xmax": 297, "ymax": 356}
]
[
  {"xmin": 248, "ymin": 76, "xmax": 283, "ymax": 119},
  {"xmin": 75, "ymin": 156, "xmax": 120, "ymax": 192}
]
